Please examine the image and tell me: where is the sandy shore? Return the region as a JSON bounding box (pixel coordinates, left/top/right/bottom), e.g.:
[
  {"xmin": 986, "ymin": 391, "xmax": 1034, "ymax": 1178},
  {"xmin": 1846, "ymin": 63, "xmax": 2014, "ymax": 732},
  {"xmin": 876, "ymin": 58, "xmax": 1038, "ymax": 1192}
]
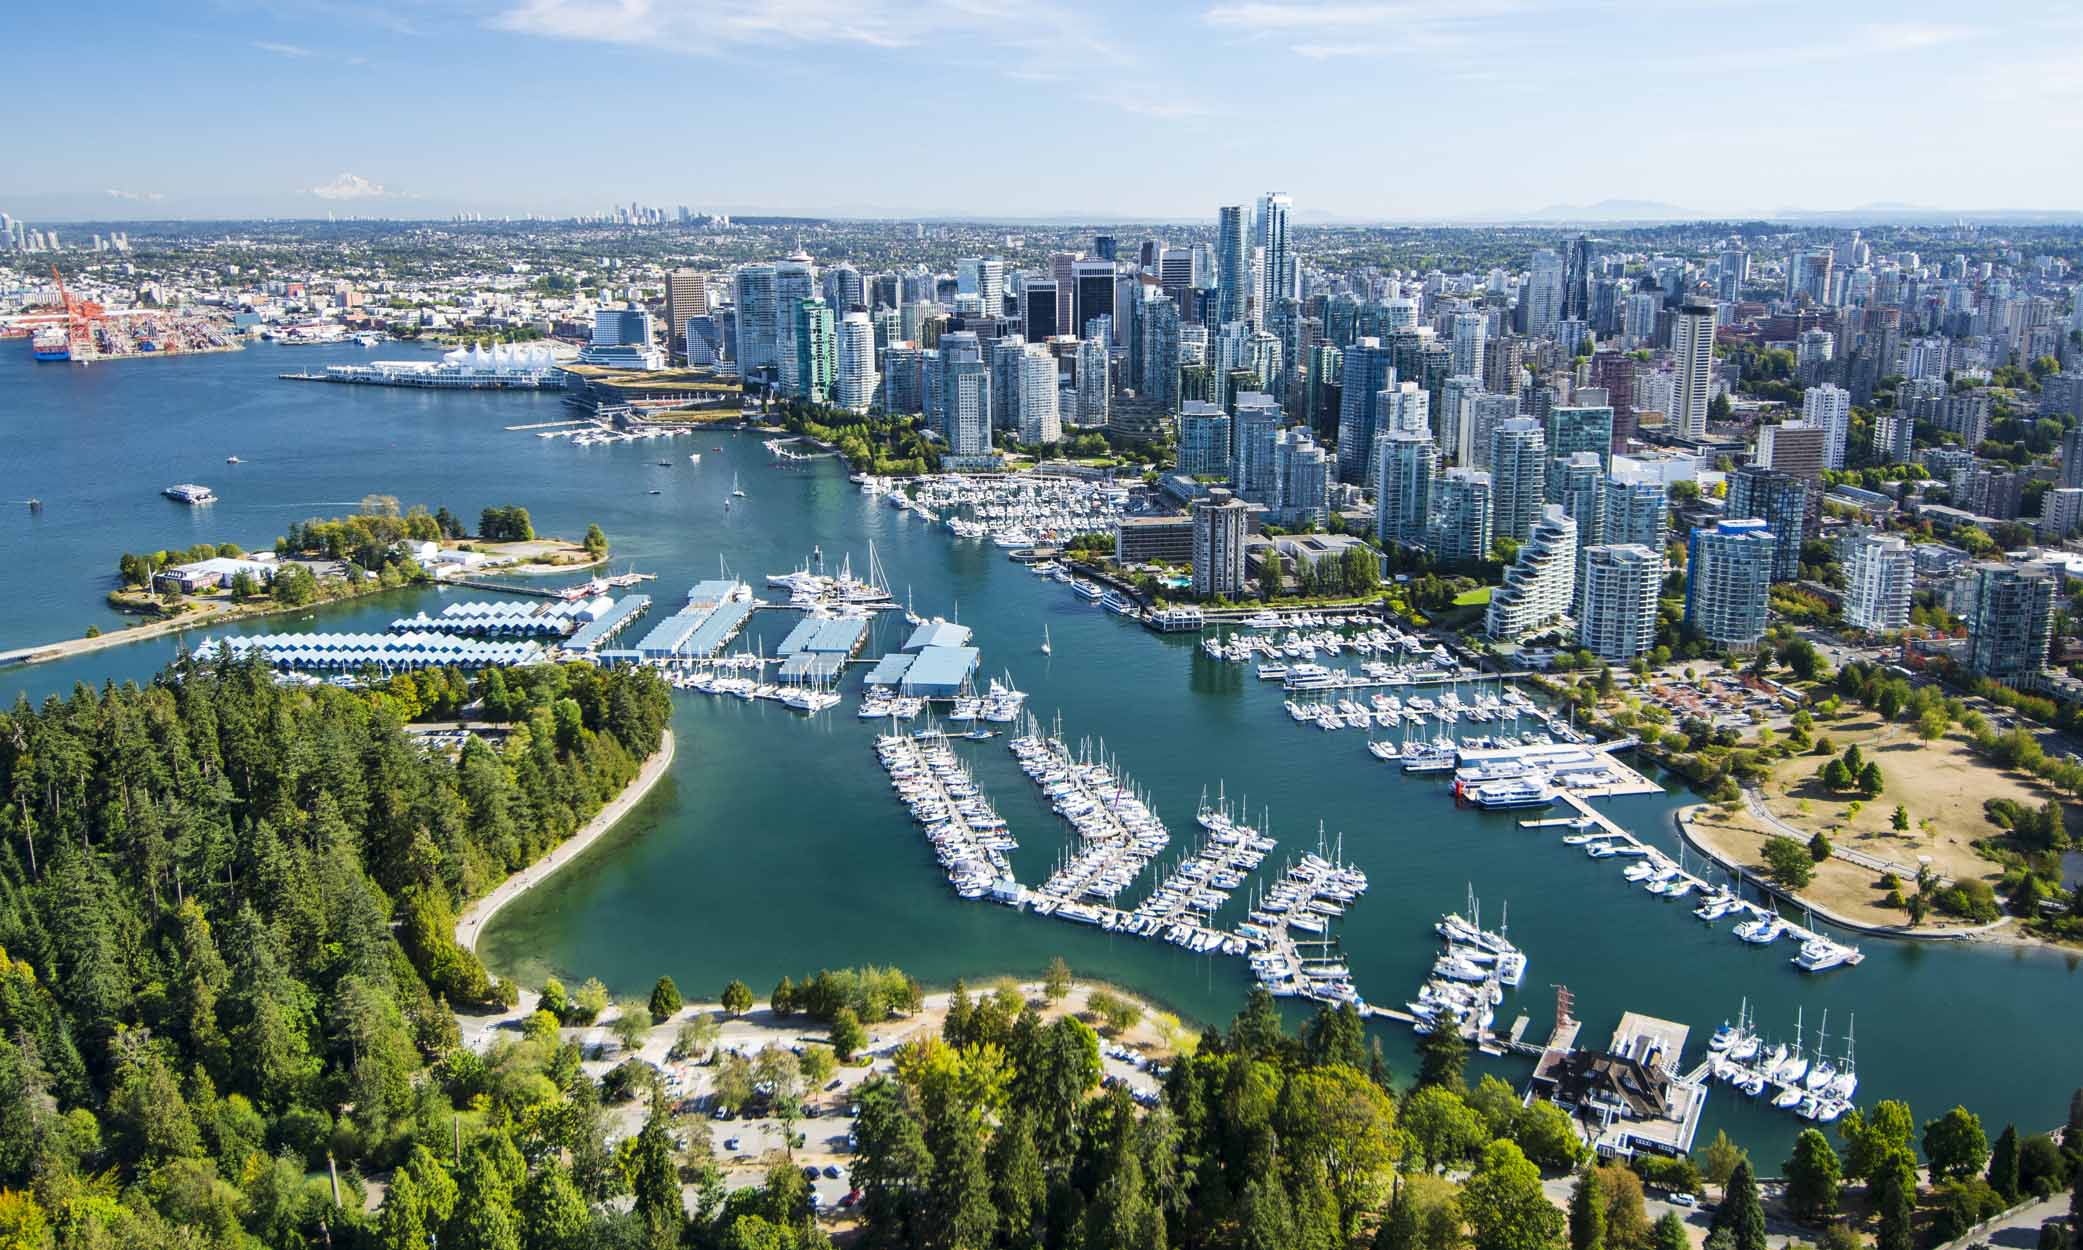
[{"xmin": 455, "ymin": 728, "xmax": 676, "ymax": 954}]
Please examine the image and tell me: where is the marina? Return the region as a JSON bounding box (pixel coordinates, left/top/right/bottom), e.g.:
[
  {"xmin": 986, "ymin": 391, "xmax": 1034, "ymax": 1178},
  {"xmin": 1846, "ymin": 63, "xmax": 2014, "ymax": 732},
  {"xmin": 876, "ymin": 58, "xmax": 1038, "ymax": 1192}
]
[{"xmin": 8, "ymin": 341, "xmax": 2082, "ymax": 1168}]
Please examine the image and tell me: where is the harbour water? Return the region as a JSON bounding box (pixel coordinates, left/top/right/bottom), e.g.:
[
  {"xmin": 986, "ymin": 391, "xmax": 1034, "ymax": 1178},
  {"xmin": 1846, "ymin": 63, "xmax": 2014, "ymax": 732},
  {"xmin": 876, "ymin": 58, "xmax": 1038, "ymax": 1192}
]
[{"xmin": 4, "ymin": 341, "xmax": 2080, "ymax": 1164}]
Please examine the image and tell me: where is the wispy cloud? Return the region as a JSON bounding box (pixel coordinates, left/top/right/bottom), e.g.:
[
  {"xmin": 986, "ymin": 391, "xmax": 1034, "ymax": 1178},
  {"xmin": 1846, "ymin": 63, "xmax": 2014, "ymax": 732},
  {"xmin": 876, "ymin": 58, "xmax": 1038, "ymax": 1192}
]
[
  {"xmin": 1853, "ymin": 20, "xmax": 1974, "ymax": 50},
  {"xmin": 493, "ymin": 0, "xmax": 938, "ymax": 50},
  {"xmin": 105, "ymin": 189, "xmax": 165, "ymax": 202},
  {"xmin": 254, "ymin": 39, "xmax": 316, "ymax": 56},
  {"xmin": 308, "ymin": 172, "xmax": 392, "ymax": 200},
  {"xmin": 1204, "ymin": 1, "xmax": 1536, "ymax": 31}
]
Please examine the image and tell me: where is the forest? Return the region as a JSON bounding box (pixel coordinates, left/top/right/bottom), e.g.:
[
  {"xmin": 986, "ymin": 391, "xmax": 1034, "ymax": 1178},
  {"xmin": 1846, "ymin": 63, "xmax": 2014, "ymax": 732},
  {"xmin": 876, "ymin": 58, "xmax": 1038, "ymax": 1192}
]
[{"xmin": 0, "ymin": 656, "xmax": 670, "ymax": 1248}]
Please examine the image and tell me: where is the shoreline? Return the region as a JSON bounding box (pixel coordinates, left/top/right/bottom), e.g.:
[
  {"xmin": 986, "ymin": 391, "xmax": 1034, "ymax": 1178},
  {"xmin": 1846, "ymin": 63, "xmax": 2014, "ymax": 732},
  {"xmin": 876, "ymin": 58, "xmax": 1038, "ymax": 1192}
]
[
  {"xmin": 456, "ymin": 727, "xmax": 676, "ymax": 956},
  {"xmin": 0, "ymin": 549, "xmax": 607, "ymax": 671},
  {"xmin": 1671, "ymin": 803, "xmax": 2021, "ymax": 945}
]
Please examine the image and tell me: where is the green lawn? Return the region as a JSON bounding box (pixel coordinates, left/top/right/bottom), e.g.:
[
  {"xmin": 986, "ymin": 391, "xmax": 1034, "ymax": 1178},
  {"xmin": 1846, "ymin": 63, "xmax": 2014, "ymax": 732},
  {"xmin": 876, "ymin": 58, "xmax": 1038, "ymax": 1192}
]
[{"xmin": 1452, "ymin": 586, "xmax": 1493, "ymax": 607}]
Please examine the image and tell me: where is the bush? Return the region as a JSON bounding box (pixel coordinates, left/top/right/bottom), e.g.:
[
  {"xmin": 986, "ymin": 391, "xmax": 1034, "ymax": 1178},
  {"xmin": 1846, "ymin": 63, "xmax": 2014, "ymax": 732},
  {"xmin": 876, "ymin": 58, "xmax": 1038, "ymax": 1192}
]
[
  {"xmin": 1633, "ymin": 1153, "xmax": 1702, "ymax": 1194},
  {"xmin": 1809, "ymin": 833, "xmax": 1833, "ymax": 862}
]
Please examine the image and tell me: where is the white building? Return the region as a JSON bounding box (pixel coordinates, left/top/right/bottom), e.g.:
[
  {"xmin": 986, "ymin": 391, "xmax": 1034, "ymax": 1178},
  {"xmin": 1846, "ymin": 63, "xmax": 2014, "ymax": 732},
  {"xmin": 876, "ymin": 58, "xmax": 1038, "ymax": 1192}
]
[
  {"xmin": 1016, "ymin": 346, "xmax": 1062, "ymax": 445},
  {"xmin": 1485, "ymin": 505, "xmax": 1578, "ymax": 640},
  {"xmin": 1489, "ymin": 417, "xmax": 1548, "ymax": 542},
  {"xmin": 2039, "ymin": 487, "xmax": 2083, "ymax": 541},
  {"xmin": 1579, "ymin": 543, "xmax": 1663, "ymax": 662},
  {"xmin": 1844, "ymin": 533, "xmax": 1913, "ymax": 633},
  {"xmin": 1373, "ymin": 429, "xmax": 1438, "ymax": 549},
  {"xmin": 1802, "ymin": 384, "xmax": 1853, "ymax": 470},
  {"xmin": 1668, "ymin": 298, "xmax": 1717, "ymax": 439},
  {"xmin": 834, "ymin": 311, "xmax": 878, "ymax": 413},
  {"xmin": 1427, "ymin": 468, "xmax": 1493, "ymax": 566},
  {"xmin": 1192, "ymin": 488, "xmax": 1250, "ymax": 599}
]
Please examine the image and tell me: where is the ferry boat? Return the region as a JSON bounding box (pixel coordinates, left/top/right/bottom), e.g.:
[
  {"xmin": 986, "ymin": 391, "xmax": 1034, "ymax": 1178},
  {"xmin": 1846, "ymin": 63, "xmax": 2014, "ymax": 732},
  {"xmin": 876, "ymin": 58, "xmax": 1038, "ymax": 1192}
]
[
  {"xmin": 31, "ymin": 326, "xmax": 69, "ymax": 361},
  {"xmin": 1462, "ymin": 779, "xmax": 1554, "ymax": 810},
  {"xmin": 1071, "ymin": 580, "xmax": 1105, "ymax": 602},
  {"xmin": 162, "ymin": 483, "xmax": 218, "ymax": 505},
  {"xmin": 1101, "ymin": 589, "xmax": 1139, "ymax": 617}
]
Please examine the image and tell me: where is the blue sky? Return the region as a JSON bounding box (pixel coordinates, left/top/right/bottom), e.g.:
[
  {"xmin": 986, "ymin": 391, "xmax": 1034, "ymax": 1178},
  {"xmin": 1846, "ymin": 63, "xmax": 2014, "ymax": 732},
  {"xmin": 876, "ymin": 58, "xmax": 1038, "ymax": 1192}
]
[{"xmin": 7, "ymin": 0, "xmax": 2078, "ymax": 221}]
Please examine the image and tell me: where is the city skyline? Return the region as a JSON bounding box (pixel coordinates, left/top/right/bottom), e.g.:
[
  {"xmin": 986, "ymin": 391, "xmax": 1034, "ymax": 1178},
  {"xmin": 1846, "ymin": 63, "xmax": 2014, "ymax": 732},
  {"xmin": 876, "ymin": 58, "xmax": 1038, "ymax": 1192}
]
[{"xmin": 8, "ymin": 0, "xmax": 2082, "ymax": 222}]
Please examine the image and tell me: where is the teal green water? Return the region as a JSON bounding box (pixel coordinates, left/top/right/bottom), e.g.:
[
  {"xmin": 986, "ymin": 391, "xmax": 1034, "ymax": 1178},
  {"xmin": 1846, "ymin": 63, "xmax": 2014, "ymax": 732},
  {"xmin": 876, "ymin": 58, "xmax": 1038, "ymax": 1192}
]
[{"xmin": 4, "ymin": 341, "xmax": 2080, "ymax": 1165}]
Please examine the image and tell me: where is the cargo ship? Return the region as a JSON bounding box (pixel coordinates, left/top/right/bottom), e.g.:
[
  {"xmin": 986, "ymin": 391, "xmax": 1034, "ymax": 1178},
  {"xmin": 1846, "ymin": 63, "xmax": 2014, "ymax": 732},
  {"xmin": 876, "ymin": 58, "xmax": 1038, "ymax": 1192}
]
[{"xmin": 31, "ymin": 327, "xmax": 69, "ymax": 362}]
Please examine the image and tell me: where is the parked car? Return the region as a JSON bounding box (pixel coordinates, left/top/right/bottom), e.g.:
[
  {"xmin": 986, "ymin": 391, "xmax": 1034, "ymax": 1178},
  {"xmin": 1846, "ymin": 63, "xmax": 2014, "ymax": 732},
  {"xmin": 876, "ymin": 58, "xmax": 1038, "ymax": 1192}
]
[
  {"xmin": 1669, "ymin": 1193, "xmax": 1697, "ymax": 1208},
  {"xmin": 722, "ymin": 1137, "xmax": 741, "ymax": 1152},
  {"xmin": 823, "ymin": 1165, "xmax": 842, "ymax": 1179}
]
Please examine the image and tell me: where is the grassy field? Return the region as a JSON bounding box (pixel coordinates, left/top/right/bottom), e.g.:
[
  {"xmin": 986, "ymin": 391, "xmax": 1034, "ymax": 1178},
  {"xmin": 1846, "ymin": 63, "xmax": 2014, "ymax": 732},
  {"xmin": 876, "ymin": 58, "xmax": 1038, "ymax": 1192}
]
[
  {"xmin": 1686, "ymin": 710, "xmax": 2052, "ymax": 930},
  {"xmin": 1452, "ymin": 585, "xmax": 1493, "ymax": 607}
]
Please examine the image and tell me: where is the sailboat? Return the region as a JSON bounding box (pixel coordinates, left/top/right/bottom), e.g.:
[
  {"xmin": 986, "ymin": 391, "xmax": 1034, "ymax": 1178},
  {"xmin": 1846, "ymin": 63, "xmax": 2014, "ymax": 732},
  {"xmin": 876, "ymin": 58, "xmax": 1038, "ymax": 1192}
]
[
  {"xmin": 731, "ymin": 472, "xmax": 747, "ymax": 498},
  {"xmin": 1041, "ymin": 624, "xmax": 1052, "ymax": 655}
]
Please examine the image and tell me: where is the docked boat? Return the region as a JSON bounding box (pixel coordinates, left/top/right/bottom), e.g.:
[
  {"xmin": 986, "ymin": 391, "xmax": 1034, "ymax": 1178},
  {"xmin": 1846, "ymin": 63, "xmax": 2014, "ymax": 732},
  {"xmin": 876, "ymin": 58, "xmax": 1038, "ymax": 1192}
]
[
  {"xmin": 1101, "ymin": 590, "xmax": 1138, "ymax": 617},
  {"xmin": 1791, "ymin": 937, "xmax": 1862, "ymax": 973},
  {"xmin": 1463, "ymin": 779, "xmax": 1553, "ymax": 810},
  {"xmin": 1734, "ymin": 914, "xmax": 1786, "ymax": 945}
]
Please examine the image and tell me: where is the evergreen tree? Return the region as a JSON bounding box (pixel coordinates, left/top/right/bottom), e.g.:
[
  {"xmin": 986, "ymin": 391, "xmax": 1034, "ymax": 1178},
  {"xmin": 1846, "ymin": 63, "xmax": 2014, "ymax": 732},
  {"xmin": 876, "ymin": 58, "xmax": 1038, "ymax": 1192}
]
[
  {"xmin": 1710, "ymin": 1160, "xmax": 1767, "ymax": 1250},
  {"xmin": 629, "ymin": 1112, "xmax": 683, "ymax": 1250},
  {"xmin": 1877, "ymin": 1171, "xmax": 1916, "ymax": 1250},
  {"xmin": 1570, "ymin": 1168, "xmax": 1608, "ymax": 1250},
  {"xmin": 1651, "ymin": 1212, "xmax": 1690, "ymax": 1250},
  {"xmin": 1416, "ymin": 1024, "xmax": 1468, "ymax": 1091},
  {"xmin": 1374, "ymin": 1182, "xmax": 1418, "ymax": 1250},
  {"xmin": 648, "ymin": 976, "xmax": 682, "ymax": 1023},
  {"xmin": 1988, "ymin": 1123, "xmax": 2020, "ymax": 1201},
  {"xmin": 988, "ymin": 1111, "xmax": 1046, "ymax": 1250},
  {"xmin": 943, "ymin": 979, "xmax": 973, "ymax": 1049},
  {"xmin": 1785, "ymin": 1129, "xmax": 1843, "ymax": 1223}
]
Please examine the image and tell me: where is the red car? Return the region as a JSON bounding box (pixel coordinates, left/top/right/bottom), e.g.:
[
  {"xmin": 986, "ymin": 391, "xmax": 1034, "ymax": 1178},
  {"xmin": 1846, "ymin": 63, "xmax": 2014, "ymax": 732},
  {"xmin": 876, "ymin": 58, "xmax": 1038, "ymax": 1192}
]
[{"xmin": 841, "ymin": 1189, "xmax": 863, "ymax": 1208}]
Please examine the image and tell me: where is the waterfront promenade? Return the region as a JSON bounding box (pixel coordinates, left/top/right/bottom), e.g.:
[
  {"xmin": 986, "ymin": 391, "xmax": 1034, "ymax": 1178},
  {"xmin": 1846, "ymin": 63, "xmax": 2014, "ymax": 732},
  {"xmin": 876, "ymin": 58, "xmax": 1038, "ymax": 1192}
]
[{"xmin": 456, "ymin": 729, "xmax": 677, "ymax": 953}]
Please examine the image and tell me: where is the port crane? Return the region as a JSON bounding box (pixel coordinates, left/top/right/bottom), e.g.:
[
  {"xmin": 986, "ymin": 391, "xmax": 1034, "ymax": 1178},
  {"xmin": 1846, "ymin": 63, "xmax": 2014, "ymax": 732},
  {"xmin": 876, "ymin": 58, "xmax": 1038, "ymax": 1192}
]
[{"xmin": 49, "ymin": 264, "xmax": 105, "ymax": 359}]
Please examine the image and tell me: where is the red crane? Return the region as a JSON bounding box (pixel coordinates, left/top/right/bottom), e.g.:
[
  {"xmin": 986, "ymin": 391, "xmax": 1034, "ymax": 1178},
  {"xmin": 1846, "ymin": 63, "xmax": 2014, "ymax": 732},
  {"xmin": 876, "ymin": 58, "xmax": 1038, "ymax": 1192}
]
[{"xmin": 48, "ymin": 264, "xmax": 104, "ymax": 356}]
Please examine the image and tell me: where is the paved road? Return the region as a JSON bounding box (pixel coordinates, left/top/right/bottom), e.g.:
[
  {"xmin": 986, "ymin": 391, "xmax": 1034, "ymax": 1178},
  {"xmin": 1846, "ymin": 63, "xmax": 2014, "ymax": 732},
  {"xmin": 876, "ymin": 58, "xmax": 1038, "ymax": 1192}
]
[{"xmin": 1932, "ymin": 1193, "xmax": 2071, "ymax": 1250}]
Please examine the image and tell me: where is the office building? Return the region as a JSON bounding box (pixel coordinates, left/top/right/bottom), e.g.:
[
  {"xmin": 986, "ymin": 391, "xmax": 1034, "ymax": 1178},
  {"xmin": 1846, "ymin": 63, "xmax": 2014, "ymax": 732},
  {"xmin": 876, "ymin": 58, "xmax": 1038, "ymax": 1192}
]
[
  {"xmin": 834, "ymin": 311, "xmax": 877, "ymax": 412},
  {"xmin": 1021, "ymin": 277, "xmax": 1059, "ymax": 341},
  {"xmin": 1072, "ymin": 261, "xmax": 1116, "ymax": 340},
  {"xmin": 1273, "ymin": 429, "xmax": 1331, "ymax": 528},
  {"xmin": 1489, "ymin": 417, "xmax": 1548, "ymax": 542},
  {"xmin": 1177, "ymin": 401, "xmax": 1231, "ymax": 478},
  {"xmin": 578, "ymin": 306, "xmax": 665, "ymax": 369},
  {"xmin": 1374, "ymin": 429, "xmax": 1438, "ymax": 549},
  {"xmin": 1684, "ymin": 518, "xmax": 1775, "ymax": 648},
  {"xmin": 1426, "ymin": 469, "xmax": 1494, "ymax": 566},
  {"xmin": 1966, "ymin": 562, "xmax": 2059, "ymax": 686},
  {"xmin": 1192, "ymin": 488, "xmax": 1250, "ymax": 599},
  {"xmin": 1725, "ymin": 465, "xmax": 1808, "ymax": 579},
  {"xmin": 1802, "ymin": 385, "xmax": 1853, "ymax": 470},
  {"xmin": 1669, "ymin": 298, "xmax": 1717, "ymax": 439},
  {"xmin": 666, "ymin": 269, "xmax": 708, "ymax": 351},
  {"xmin": 1486, "ymin": 505, "xmax": 1577, "ymax": 641},
  {"xmin": 1579, "ymin": 544, "xmax": 1662, "ymax": 662},
  {"xmin": 1844, "ymin": 534, "xmax": 1913, "ymax": 633}
]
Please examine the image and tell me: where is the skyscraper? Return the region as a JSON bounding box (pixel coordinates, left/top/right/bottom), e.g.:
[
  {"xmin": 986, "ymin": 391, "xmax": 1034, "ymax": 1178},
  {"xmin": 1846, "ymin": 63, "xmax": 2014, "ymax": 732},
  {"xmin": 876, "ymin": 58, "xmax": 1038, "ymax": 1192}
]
[
  {"xmin": 1374, "ymin": 429, "xmax": 1438, "ymax": 549},
  {"xmin": 957, "ymin": 257, "xmax": 1006, "ymax": 310},
  {"xmin": 1075, "ymin": 336, "xmax": 1109, "ymax": 426},
  {"xmin": 1685, "ymin": 518, "xmax": 1775, "ymax": 648},
  {"xmin": 1485, "ymin": 505, "xmax": 1577, "ymax": 640},
  {"xmin": 1451, "ymin": 311, "xmax": 1487, "ymax": 380},
  {"xmin": 1669, "ymin": 298, "xmax": 1717, "ymax": 439},
  {"xmin": 1545, "ymin": 404, "xmax": 1614, "ymax": 470},
  {"xmin": 1177, "ymin": 401, "xmax": 1232, "ymax": 478},
  {"xmin": 1333, "ymin": 339, "xmax": 1395, "ymax": 484},
  {"xmin": 793, "ymin": 297, "xmax": 836, "ymax": 405},
  {"xmin": 1073, "ymin": 261, "xmax": 1116, "ymax": 341},
  {"xmin": 1137, "ymin": 297, "xmax": 1182, "ymax": 407},
  {"xmin": 1488, "ymin": 417, "xmax": 1548, "ymax": 543},
  {"xmin": 1231, "ymin": 392, "xmax": 1284, "ymax": 502},
  {"xmin": 1017, "ymin": 346, "xmax": 1062, "ymax": 445},
  {"xmin": 1257, "ymin": 192, "xmax": 1292, "ymax": 319},
  {"xmin": 1192, "ymin": 488, "xmax": 1250, "ymax": 600},
  {"xmin": 1604, "ymin": 472, "xmax": 1670, "ymax": 553},
  {"xmin": 1725, "ymin": 466, "xmax": 1808, "ymax": 580},
  {"xmin": 1021, "ymin": 277, "xmax": 1059, "ymax": 341},
  {"xmin": 1802, "ymin": 384, "xmax": 1853, "ymax": 470},
  {"xmin": 940, "ymin": 332, "xmax": 991, "ymax": 459},
  {"xmin": 1426, "ymin": 469, "xmax": 1494, "ymax": 567},
  {"xmin": 1216, "ymin": 205, "xmax": 1249, "ymax": 328},
  {"xmin": 732, "ymin": 263, "xmax": 780, "ymax": 380},
  {"xmin": 1272, "ymin": 429, "xmax": 1330, "ymax": 528},
  {"xmin": 1966, "ymin": 562, "xmax": 2058, "ymax": 686},
  {"xmin": 1523, "ymin": 249, "xmax": 1565, "ymax": 337},
  {"xmin": 666, "ymin": 268, "xmax": 708, "ymax": 351},
  {"xmin": 1844, "ymin": 534, "xmax": 1912, "ymax": 633},
  {"xmin": 1548, "ymin": 451, "xmax": 1607, "ymax": 610},
  {"xmin": 834, "ymin": 310, "xmax": 877, "ymax": 413},
  {"xmin": 1579, "ymin": 544, "xmax": 1661, "ymax": 662}
]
